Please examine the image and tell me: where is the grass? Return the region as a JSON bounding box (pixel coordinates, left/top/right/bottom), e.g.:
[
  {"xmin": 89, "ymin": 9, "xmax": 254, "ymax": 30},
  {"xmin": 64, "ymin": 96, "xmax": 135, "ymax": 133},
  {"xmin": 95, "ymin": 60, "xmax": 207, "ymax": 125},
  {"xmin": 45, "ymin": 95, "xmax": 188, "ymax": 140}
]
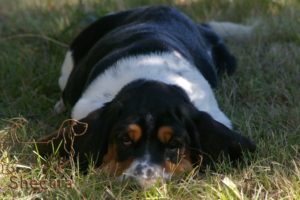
[{"xmin": 0, "ymin": 0, "xmax": 300, "ymax": 199}]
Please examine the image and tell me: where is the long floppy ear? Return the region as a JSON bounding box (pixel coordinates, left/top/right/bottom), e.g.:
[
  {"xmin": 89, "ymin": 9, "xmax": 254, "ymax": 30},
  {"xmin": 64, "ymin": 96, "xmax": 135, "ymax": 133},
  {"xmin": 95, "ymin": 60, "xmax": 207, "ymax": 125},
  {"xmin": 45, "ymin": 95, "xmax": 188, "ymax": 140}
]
[
  {"xmin": 193, "ymin": 111, "xmax": 256, "ymax": 166},
  {"xmin": 35, "ymin": 102, "xmax": 121, "ymax": 171}
]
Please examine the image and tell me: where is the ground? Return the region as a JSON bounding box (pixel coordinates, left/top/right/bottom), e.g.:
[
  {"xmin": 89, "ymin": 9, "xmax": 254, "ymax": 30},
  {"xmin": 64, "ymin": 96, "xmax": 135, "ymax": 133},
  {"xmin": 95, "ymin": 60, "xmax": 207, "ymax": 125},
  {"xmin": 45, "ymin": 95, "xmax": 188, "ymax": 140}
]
[{"xmin": 0, "ymin": 0, "xmax": 300, "ymax": 199}]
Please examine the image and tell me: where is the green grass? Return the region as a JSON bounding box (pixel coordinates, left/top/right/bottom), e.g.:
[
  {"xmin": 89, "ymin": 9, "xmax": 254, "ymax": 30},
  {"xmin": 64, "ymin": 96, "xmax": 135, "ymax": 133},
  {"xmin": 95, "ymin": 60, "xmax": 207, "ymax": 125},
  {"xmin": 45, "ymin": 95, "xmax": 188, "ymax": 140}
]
[{"xmin": 0, "ymin": 0, "xmax": 300, "ymax": 199}]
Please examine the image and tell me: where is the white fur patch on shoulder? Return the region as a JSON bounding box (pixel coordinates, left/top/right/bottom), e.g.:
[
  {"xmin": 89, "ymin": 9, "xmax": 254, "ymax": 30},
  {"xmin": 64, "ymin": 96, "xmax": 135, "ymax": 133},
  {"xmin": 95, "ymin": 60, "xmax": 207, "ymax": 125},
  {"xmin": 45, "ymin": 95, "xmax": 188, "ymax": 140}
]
[
  {"xmin": 72, "ymin": 52, "xmax": 232, "ymax": 128},
  {"xmin": 58, "ymin": 50, "xmax": 74, "ymax": 91}
]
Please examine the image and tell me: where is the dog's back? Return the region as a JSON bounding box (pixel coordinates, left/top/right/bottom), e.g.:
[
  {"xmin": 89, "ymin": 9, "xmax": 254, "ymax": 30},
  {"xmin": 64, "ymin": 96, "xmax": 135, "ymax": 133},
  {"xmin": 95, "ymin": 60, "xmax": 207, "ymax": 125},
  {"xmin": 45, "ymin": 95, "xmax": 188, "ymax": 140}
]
[{"xmin": 60, "ymin": 6, "xmax": 236, "ymax": 107}]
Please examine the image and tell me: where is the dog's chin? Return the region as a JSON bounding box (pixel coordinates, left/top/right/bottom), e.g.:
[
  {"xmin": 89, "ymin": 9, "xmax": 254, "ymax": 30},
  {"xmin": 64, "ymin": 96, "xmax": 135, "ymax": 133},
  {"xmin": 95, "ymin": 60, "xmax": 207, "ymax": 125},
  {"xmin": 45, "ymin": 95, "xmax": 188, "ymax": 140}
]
[{"xmin": 119, "ymin": 171, "xmax": 171, "ymax": 189}]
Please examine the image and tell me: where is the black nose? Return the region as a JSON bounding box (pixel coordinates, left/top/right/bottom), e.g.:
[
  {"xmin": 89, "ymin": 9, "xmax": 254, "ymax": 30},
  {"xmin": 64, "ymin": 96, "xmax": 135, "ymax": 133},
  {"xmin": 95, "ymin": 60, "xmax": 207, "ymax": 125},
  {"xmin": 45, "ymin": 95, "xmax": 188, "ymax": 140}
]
[
  {"xmin": 133, "ymin": 164, "xmax": 155, "ymax": 179},
  {"xmin": 134, "ymin": 164, "xmax": 144, "ymax": 176}
]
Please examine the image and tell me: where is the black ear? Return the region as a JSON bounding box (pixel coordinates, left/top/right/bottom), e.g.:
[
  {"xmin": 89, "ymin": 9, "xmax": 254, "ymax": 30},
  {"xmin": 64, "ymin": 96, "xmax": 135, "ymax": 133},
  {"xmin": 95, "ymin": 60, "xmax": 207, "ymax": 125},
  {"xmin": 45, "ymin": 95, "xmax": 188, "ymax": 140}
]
[
  {"xmin": 193, "ymin": 111, "xmax": 256, "ymax": 166},
  {"xmin": 36, "ymin": 102, "xmax": 121, "ymax": 171}
]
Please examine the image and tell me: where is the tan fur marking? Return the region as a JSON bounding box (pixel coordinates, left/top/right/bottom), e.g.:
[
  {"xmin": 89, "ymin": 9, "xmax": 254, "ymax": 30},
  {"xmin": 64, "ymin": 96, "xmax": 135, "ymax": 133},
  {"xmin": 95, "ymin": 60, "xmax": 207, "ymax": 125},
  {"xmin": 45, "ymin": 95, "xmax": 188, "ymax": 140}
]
[
  {"xmin": 162, "ymin": 149, "xmax": 193, "ymax": 175},
  {"xmin": 158, "ymin": 126, "xmax": 173, "ymax": 144},
  {"xmin": 127, "ymin": 124, "xmax": 142, "ymax": 142},
  {"xmin": 102, "ymin": 144, "xmax": 133, "ymax": 176}
]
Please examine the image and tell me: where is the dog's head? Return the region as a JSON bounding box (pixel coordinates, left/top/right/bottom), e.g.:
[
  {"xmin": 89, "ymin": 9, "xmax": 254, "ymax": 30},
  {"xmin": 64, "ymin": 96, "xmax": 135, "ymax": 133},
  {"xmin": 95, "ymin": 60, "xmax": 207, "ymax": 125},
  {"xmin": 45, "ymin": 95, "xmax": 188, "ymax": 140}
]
[{"xmin": 37, "ymin": 80, "xmax": 255, "ymax": 188}]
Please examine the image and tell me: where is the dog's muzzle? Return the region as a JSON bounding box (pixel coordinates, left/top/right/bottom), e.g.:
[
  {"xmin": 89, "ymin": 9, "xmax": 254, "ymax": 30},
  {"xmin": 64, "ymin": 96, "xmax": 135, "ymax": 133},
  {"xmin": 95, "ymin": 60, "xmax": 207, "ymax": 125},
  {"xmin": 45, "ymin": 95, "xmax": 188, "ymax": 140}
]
[{"xmin": 121, "ymin": 159, "xmax": 171, "ymax": 189}]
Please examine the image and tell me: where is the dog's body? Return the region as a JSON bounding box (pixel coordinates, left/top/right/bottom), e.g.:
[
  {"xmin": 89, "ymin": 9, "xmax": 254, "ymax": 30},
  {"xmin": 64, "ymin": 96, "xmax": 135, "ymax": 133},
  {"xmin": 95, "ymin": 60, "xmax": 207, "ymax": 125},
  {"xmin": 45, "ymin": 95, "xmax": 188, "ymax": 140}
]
[
  {"xmin": 39, "ymin": 6, "xmax": 255, "ymax": 188},
  {"xmin": 57, "ymin": 6, "xmax": 235, "ymax": 126}
]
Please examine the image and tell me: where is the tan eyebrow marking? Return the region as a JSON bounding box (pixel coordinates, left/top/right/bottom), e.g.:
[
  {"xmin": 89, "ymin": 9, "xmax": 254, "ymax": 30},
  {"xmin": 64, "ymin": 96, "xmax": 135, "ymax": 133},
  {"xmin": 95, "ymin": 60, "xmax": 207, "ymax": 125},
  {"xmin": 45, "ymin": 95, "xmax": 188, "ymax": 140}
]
[
  {"xmin": 158, "ymin": 126, "xmax": 173, "ymax": 144},
  {"xmin": 127, "ymin": 124, "xmax": 142, "ymax": 142}
]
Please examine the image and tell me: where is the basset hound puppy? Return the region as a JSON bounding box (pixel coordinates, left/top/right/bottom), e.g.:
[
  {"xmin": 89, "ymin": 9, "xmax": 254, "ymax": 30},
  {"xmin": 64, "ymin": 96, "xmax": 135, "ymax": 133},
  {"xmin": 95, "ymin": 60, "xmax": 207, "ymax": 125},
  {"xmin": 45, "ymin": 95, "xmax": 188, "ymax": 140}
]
[{"xmin": 37, "ymin": 5, "xmax": 256, "ymax": 188}]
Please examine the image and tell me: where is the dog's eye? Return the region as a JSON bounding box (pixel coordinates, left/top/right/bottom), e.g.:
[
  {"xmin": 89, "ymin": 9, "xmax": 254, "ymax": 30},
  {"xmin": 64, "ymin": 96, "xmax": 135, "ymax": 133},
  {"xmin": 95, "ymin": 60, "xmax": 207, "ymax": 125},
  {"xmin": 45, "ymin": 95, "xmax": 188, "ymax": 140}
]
[{"xmin": 122, "ymin": 136, "xmax": 133, "ymax": 146}]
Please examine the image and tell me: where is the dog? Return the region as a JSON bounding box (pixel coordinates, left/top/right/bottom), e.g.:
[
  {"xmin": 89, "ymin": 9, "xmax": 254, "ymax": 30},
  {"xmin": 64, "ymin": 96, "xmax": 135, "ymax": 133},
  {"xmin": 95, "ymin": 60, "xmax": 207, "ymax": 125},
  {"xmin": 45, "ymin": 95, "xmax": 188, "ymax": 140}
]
[{"xmin": 37, "ymin": 5, "xmax": 256, "ymax": 188}]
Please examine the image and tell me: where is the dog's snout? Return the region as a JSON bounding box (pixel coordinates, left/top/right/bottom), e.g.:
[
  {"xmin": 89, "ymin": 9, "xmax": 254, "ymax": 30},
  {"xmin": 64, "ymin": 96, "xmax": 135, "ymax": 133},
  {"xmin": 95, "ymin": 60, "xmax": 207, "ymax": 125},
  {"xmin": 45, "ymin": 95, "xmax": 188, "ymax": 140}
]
[
  {"xmin": 133, "ymin": 164, "xmax": 155, "ymax": 179},
  {"xmin": 122, "ymin": 160, "xmax": 172, "ymax": 189},
  {"xmin": 134, "ymin": 164, "xmax": 144, "ymax": 176}
]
